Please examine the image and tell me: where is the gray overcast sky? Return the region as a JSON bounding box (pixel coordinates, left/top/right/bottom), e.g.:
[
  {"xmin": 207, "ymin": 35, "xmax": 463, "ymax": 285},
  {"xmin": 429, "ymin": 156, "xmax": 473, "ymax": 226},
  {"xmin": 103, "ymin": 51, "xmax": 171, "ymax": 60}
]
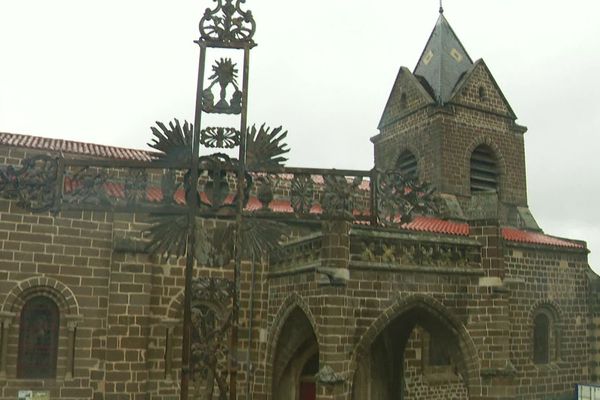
[{"xmin": 1, "ymin": 1, "xmax": 599, "ymax": 271}]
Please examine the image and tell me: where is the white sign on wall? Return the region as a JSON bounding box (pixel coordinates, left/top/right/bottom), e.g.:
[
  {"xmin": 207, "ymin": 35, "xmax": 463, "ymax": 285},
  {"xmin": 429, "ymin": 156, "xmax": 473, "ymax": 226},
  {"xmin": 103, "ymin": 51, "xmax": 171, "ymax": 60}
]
[
  {"xmin": 17, "ymin": 391, "xmax": 31, "ymax": 400},
  {"xmin": 17, "ymin": 391, "xmax": 50, "ymax": 400},
  {"xmin": 578, "ymin": 384, "xmax": 600, "ymax": 400}
]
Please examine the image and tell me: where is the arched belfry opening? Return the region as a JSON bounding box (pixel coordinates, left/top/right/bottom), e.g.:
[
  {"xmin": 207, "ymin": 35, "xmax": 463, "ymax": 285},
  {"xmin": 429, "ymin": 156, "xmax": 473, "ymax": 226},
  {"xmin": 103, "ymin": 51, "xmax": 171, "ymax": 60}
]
[
  {"xmin": 470, "ymin": 144, "xmax": 499, "ymax": 193},
  {"xmin": 396, "ymin": 150, "xmax": 418, "ymax": 179},
  {"xmin": 272, "ymin": 307, "xmax": 319, "ymax": 400},
  {"xmin": 352, "ymin": 302, "xmax": 471, "ymax": 400}
]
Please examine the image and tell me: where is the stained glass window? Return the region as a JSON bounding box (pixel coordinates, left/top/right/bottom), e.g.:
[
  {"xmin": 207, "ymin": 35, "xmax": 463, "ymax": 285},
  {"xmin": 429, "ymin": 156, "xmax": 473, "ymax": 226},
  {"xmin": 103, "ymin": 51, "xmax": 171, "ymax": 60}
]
[{"xmin": 17, "ymin": 296, "xmax": 59, "ymax": 379}]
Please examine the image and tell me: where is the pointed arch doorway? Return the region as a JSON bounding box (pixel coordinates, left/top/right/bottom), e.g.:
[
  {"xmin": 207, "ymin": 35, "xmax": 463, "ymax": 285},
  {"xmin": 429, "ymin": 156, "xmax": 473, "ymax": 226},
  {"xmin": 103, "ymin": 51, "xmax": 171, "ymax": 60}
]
[
  {"xmin": 272, "ymin": 307, "xmax": 319, "ymax": 400},
  {"xmin": 352, "ymin": 300, "xmax": 474, "ymax": 400}
]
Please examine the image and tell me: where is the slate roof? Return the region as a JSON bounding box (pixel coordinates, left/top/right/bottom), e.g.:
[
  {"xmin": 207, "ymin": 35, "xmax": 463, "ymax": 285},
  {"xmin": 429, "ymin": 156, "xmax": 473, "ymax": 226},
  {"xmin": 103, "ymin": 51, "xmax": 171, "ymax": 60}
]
[{"xmin": 414, "ymin": 13, "xmax": 474, "ymax": 104}]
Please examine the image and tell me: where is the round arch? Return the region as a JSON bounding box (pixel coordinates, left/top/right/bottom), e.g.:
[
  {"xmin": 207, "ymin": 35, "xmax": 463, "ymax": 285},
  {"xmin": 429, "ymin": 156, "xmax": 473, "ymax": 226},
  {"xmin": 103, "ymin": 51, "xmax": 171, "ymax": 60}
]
[
  {"xmin": 389, "ymin": 144, "xmax": 421, "ymax": 173},
  {"xmin": 2, "ymin": 276, "xmax": 80, "ymax": 317},
  {"xmin": 529, "ymin": 300, "xmax": 563, "ymax": 364},
  {"xmin": 528, "ymin": 300, "xmax": 562, "ymax": 322},
  {"xmin": 167, "ymin": 289, "xmax": 184, "ymax": 321},
  {"xmin": 465, "ymin": 136, "xmax": 506, "ymax": 174},
  {"xmin": 465, "ymin": 136, "xmax": 507, "ymax": 196},
  {"xmin": 1, "ymin": 276, "xmax": 80, "ymax": 380}
]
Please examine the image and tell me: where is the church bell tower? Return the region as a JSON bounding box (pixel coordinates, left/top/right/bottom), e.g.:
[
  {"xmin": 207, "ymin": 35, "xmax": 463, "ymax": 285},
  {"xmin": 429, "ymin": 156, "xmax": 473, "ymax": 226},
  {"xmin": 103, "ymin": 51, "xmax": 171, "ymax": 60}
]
[{"xmin": 372, "ymin": 10, "xmax": 539, "ymax": 230}]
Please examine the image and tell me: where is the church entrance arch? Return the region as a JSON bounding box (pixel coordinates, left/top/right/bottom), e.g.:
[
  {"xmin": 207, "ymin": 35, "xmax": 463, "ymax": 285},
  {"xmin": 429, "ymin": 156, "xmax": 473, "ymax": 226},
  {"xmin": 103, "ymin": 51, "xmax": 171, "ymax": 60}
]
[
  {"xmin": 271, "ymin": 307, "xmax": 319, "ymax": 400},
  {"xmin": 352, "ymin": 296, "xmax": 478, "ymax": 400}
]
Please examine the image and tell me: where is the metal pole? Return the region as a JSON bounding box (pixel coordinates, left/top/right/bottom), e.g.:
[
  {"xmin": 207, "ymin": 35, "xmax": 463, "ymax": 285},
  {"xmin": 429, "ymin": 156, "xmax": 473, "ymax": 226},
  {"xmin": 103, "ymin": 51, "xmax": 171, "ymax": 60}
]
[
  {"xmin": 230, "ymin": 45, "xmax": 251, "ymax": 400},
  {"xmin": 370, "ymin": 168, "xmax": 378, "ymax": 227},
  {"xmin": 245, "ymin": 252, "xmax": 257, "ymax": 399},
  {"xmin": 180, "ymin": 43, "xmax": 207, "ymax": 400}
]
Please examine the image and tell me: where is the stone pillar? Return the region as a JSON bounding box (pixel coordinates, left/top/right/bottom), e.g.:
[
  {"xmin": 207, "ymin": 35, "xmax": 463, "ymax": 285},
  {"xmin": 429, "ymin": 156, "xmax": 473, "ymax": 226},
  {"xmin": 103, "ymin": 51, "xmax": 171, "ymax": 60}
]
[
  {"xmin": 470, "ymin": 220, "xmax": 505, "ymax": 278},
  {"xmin": 469, "ymin": 221, "xmax": 516, "ymax": 399},
  {"xmin": 0, "ymin": 311, "xmax": 15, "ymax": 378},
  {"xmin": 314, "ymin": 221, "xmax": 354, "ymax": 399},
  {"xmin": 318, "ymin": 220, "xmax": 351, "ymax": 286}
]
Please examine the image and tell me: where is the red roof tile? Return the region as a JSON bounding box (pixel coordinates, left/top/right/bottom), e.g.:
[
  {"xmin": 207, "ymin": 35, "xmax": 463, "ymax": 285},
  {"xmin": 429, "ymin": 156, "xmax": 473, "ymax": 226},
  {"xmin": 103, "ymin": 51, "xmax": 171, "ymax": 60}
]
[
  {"xmin": 61, "ymin": 178, "xmax": 469, "ymax": 237},
  {"xmin": 0, "ymin": 132, "xmax": 156, "ymax": 162},
  {"xmin": 402, "ymin": 216, "xmax": 470, "ymax": 236},
  {"xmin": 6, "ymin": 132, "xmax": 582, "ymax": 245},
  {"xmin": 502, "ymin": 227, "xmax": 585, "ymax": 249},
  {"xmin": 61, "ymin": 177, "xmax": 587, "ymax": 245}
]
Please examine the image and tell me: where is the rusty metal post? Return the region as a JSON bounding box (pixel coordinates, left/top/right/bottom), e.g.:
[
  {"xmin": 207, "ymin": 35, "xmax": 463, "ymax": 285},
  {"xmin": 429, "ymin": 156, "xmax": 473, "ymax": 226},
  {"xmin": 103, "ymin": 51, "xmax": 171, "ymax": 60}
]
[
  {"xmin": 180, "ymin": 42, "xmax": 207, "ymax": 400},
  {"xmin": 230, "ymin": 44, "xmax": 251, "ymax": 400},
  {"xmin": 370, "ymin": 168, "xmax": 378, "ymax": 227}
]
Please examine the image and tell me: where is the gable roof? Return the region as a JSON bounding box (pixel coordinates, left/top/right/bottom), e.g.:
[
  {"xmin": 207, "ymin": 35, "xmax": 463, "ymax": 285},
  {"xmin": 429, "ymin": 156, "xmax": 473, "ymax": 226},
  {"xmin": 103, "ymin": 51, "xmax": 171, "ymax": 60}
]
[
  {"xmin": 377, "ymin": 66, "xmax": 435, "ymax": 129},
  {"xmin": 449, "ymin": 59, "xmax": 517, "ymax": 119},
  {"xmin": 413, "ymin": 13, "xmax": 473, "ymax": 105}
]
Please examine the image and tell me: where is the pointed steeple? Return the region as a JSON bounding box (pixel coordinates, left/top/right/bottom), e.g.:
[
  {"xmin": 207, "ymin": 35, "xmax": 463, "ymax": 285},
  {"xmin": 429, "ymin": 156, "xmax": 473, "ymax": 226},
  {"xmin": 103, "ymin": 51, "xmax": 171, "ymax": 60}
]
[{"xmin": 414, "ymin": 13, "xmax": 473, "ymax": 104}]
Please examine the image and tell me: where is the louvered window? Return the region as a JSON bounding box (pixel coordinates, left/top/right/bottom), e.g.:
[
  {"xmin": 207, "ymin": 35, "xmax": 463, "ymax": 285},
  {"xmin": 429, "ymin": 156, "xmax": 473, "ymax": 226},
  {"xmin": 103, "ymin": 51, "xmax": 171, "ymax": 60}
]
[
  {"xmin": 17, "ymin": 296, "xmax": 59, "ymax": 379},
  {"xmin": 396, "ymin": 150, "xmax": 418, "ymax": 179},
  {"xmin": 470, "ymin": 145, "xmax": 498, "ymax": 192}
]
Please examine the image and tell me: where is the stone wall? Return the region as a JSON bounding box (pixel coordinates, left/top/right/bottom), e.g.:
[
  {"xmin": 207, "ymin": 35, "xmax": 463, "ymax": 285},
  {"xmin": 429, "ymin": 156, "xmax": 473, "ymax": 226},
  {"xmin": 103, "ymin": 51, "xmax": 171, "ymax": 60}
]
[
  {"xmin": 0, "ymin": 143, "xmax": 596, "ymax": 400},
  {"xmin": 0, "ymin": 201, "xmax": 112, "ymax": 399},
  {"xmin": 505, "ymin": 243, "xmax": 591, "ymax": 399},
  {"xmin": 403, "ymin": 327, "xmax": 469, "ymax": 400}
]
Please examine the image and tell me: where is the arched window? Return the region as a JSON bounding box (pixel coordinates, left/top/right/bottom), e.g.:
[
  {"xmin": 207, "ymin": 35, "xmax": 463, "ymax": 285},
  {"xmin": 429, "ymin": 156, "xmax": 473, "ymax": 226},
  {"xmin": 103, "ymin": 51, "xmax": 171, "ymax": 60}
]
[
  {"xmin": 17, "ymin": 296, "xmax": 60, "ymax": 379},
  {"xmin": 470, "ymin": 145, "xmax": 498, "ymax": 192},
  {"xmin": 396, "ymin": 150, "xmax": 418, "ymax": 179},
  {"xmin": 532, "ymin": 307, "xmax": 560, "ymax": 365},
  {"xmin": 533, "ymin": 313, "xmax": 550, "ymax": 364}
]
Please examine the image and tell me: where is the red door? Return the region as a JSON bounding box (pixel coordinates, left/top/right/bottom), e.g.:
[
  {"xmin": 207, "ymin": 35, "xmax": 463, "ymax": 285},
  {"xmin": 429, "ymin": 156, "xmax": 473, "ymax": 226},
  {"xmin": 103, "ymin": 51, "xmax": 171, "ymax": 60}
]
[{"xmin": 300, "ymin": 381, "xmax": 316, "ymax": 400}]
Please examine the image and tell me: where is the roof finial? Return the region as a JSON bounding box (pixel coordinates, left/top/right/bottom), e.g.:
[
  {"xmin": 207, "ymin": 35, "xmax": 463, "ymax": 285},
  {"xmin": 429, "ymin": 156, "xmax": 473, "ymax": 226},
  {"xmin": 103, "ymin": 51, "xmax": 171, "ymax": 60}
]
[{"xmin": 439, "ymin": 0, "xmax": 444, "ymax": 14}]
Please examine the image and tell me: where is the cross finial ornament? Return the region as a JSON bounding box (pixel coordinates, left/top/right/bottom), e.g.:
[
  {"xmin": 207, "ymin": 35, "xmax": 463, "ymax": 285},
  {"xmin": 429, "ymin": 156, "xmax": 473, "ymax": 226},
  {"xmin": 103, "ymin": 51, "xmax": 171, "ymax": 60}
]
[{"xmin": 439, "ymin": 0, "xmax": 444, "ymax": 14}]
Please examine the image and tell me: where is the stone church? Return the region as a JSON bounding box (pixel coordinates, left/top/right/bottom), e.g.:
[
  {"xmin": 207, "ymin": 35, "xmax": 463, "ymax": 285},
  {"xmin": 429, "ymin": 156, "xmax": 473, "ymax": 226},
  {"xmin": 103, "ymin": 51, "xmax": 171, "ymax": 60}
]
[{"xmin": 0, "ymin": 9, "xmax": 597, "ymax": 400}]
